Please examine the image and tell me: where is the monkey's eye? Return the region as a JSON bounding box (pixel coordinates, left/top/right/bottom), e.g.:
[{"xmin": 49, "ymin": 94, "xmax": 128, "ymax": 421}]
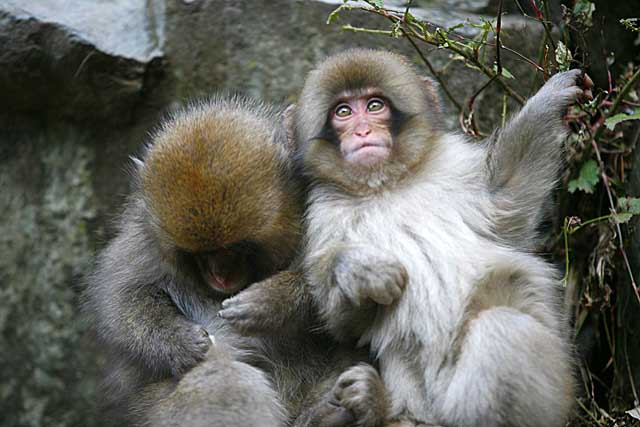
[
  {"xmin": 367, "ymin": 98, "xmax": 385, "ymax": 113},
  {"xmin": 334, "ymin": 104, "xmax": 352, "ymax": 118}
]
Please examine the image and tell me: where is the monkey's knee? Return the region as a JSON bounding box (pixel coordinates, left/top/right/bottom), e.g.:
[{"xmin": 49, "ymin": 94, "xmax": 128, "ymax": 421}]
[
  {"xmin": 142, "ymin": 350, "xmax": 286, "ymax": 427},
  {"xmin": 439, "ymin": 307, "xmax": 574, "ymax": 427}
]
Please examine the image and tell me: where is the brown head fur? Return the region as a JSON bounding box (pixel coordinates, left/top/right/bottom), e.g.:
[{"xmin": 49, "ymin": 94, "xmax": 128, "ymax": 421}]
[
  {"xmin": 140, "ymin": 97, "xmax": 302, "ymax": 263},
  {"xmin": 294, "ymin": 49, "xmax": 444, "ymax": 193}
]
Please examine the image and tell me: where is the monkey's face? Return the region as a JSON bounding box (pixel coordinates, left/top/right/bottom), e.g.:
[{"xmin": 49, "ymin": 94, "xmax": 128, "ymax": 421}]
[
  {"xmin": 195, "ymin": 247, "xmax": 254, "ymax": 295},
  {"xmin": 331, "ymin": 94, "xmax": 393, "ymax": 168}
]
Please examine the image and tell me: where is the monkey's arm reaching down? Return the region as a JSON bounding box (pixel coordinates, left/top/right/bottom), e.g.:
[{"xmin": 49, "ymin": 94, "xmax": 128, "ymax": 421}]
[
  {"xmin": 487, "ymin": 70, "xmax": 594, "ymax": 245},
  {"xmin": 305, "ymin": 245, "xmax": 407, "ymax": 343},
  {"xmin": 85, "ymin": 198, "xmax": 212, "ymax": 379}
]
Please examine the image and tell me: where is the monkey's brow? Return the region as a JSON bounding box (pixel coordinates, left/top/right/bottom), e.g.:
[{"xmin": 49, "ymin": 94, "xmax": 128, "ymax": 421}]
[{"xmin": 331, "ymin": 90, "xmax": 390, "ymax": 109}]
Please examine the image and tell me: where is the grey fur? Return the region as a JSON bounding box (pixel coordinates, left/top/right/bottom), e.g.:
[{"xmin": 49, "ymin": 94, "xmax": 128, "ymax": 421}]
[
  {"xmin": 298, "ymin": 51, "xmax": 579, "ymax": 427},
  {"xmin": 83, "ymin": 96, "xmax": 372, "ymax": 427}
]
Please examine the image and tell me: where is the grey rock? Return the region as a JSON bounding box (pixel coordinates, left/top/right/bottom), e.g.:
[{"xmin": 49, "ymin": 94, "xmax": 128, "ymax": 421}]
[{"xmin": 0, "ymin": 0, "xmax": 164, "ymax": 123}]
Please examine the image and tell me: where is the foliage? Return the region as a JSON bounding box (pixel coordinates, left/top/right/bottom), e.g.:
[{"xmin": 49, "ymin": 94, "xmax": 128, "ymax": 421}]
[{"xmin": 327, "ymin": 1, "xmax": 640, "ymax": 425}]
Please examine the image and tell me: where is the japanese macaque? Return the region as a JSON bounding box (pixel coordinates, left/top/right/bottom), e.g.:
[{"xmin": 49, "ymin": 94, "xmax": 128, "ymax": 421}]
[
  {"xmin": 83, "ymin": 96, "xmax": 301, "ymax": 423},
  {"xmin": 224, "ymin": 49, "xmax": 593, "ymax": 427},
  {"xmin": 84, "ymin": 96, "xmax": 387, "ymax": 427}
]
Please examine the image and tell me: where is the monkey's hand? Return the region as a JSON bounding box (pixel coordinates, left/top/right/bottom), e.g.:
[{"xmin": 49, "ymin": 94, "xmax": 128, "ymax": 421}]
[
  {"xmin": 162, "ymin": 320, "xmax": 212, "ymax": 377},
  {"xmin": 529, "ymin": 69, "xmax": 593, "ymax": 117},
  {"xmin": 313, "ymin": 364, "xmax": 389, "ymax": 427},
  {"xmin": 333, "ymin": 249, "xmax": 407, "ymax": 308},
  {"xmin": 219, "ymin": 270, "xmax": 310, "ymax": 336}
]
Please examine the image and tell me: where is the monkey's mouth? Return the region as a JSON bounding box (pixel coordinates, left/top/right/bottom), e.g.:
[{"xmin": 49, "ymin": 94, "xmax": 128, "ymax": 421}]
[
  {"xmin": 206, "ymin": 272, "xmax": 240, "ymax": 294},
  {"xmin": 344, "ymin": 141, "xmax": 390, "ymax": 166},
  {"xmin": 196, "ymin": 253, "xmax": 246, "ymax": 295}
]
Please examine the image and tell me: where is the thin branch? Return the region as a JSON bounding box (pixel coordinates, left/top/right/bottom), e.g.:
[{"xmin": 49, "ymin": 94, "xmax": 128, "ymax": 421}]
[
  {"xmin": 403, "ymin": 32, "xmax": 462, "ymax": 112},
  {"xmin": 345, "ymin": 3, "xmax": 526, "ymax": 105},
  {"xmin": 594, "ymin": 67, "xmax": 640, "ymax": 139},
  {"xmin": 495, "ymin": 0, "xmax": 503, "ymax": 75},
  {"xmin": 590, "ymin": 138, "xmax": 640, "ymax": 305}
]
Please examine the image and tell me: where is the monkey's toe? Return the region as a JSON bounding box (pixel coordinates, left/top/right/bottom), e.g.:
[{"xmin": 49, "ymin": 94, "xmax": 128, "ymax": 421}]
[{"xmin": 331, "ymin": 364, "xmax": 387, "ymax": 427}]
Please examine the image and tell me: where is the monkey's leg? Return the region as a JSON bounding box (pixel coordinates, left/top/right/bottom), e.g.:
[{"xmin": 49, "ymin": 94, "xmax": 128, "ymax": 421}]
[
  {"xmin": 435, "ymin": 306, "xmax": 574, "ymax": 427},
  {"xmin": 487, "ymin": 69, "xmax": 593, "ymax": 244},
  {"xmin": 139, "ymin": 345, "xmax": 287, "ymax": 427}
]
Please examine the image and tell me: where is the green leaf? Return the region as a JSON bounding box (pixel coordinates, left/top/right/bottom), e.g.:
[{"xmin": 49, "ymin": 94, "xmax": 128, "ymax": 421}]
[
  {"xmin": 620, "ymin": 18, "xmax": 640, "ymax": 33},
  {"xmin": 327, "ymin": 5, "xmax": 345, "ymax": 24},
  {"xmin": 368, "ymin": 0, "xmax": 384, "ymax": 7},
  {"xmin": 555, "ymin": 41, "xmax": 573, "ymax": 72},
  {"xmin": 614, "ymin": 212, "xmax": 633, "ymax": 224},
  {"xmin": 619, "ymin": 197, "xmax": 640, "ymax": 215},
  {"xmin": 604, "ymin": 109, "xmax": 640, "ymax": 130},
  {"xmin": 573, "ymin": 0, "xmax": 596, "ymax": 27},
  {"xmin": 567, "ymin": 160, "xmax": 600, "ymax": 193},
  {"xmin": 492, "ymin": 64, "xmax": 514, "ymax": 79}
]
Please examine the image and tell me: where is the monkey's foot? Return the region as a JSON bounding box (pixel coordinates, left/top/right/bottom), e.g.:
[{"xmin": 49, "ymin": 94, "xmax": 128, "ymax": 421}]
[{"xmin": 321, "ymin": 363, "xmax": 389, "ymax": 427}]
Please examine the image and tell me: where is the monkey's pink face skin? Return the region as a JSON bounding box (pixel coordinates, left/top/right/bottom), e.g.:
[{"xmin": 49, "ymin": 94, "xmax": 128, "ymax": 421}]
[
  {"xmin": 197, "ymin": 250, "xmax": 250, "ymax": 295},
  {"xmin": 331, "ymin": 95, "xmax": 393, "ymax": 167}
]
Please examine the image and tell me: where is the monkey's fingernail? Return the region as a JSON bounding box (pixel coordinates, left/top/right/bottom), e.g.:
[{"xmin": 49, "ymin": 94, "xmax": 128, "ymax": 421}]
[
  {"xmin": 209, "ymin": 334, "xmax": 216, "ymax": 345},
  {"xmin": 584, "ymin": 89, "xmax": 593, "ymax": 100},
  {"xmin": 583, "ymin": 73, "xmax": 594, "ymax": 88}
]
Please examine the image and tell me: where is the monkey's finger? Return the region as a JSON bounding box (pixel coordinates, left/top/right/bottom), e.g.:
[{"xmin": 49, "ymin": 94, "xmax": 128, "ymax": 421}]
[
  {"xmin": 220, "ymin": 298, "xmax": 235, "ymax": 309},
  {"xmin": 583, "ymin": 73, "xmax": 594, "ymax": 89},
  {"xmin": 218, "ymin": 306, "xmax": 251, "ymax": 320},
  {"xmin": 584, "ymin": 89, "xmax": 593, "ymax": 101},
  {"xmin": 369, "ymin": 292, "xmax": 394, "ymax": 306},
  {"xmin": 315, "ymin": 403, "xmax": 354, "ymax": 427}
]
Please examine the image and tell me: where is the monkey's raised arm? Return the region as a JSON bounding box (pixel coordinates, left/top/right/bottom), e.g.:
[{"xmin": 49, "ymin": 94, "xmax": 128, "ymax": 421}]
[
  {"xmin": 486, "ymin": 69, "xmax": 593, "ymax": 246},
  {"xmin": 84, "ymin": 199, "xmax": 212, "ymax": 379}
]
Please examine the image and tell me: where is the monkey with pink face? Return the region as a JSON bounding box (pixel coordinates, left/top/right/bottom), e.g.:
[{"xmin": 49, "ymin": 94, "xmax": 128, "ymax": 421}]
[{"xmin": 223, "ymin": 49, "xmax": 593, "ymax": 427}]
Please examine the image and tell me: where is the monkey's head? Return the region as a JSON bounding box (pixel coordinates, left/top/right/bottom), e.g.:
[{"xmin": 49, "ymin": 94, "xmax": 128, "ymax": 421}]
[
  {"xmin": 139, "ymin": 97, "xmax": 302, "ymax": 294},
  {"xmin": 294, "ymin": 49, "xmax": 444, "ymax": 193}
]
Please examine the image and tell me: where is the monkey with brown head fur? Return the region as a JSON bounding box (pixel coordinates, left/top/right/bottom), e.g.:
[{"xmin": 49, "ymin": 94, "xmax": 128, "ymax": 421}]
[
  {"xmin": 84, "ymin": 96, "xmax": 302, "ymax": 424},
  {"xmin": 84, "ymin": 95, "xmax": 387, "ymax": 427},
  {"xmin": 224, "ymin": 49, "xmax": 593, "ymax": 426}
]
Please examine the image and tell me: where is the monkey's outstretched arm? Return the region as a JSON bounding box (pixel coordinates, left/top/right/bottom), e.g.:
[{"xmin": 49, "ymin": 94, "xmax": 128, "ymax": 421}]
[
  {"xmin": 84, "ymin": 205, "xmax": 211, "ymax": 378},
  {"xmin": 219, "ymin": 269, "xmax": 317, "ymax": 337},
  {"xmin": 486, "ymin": 69, "xmax": 593, "ymax": 245}
]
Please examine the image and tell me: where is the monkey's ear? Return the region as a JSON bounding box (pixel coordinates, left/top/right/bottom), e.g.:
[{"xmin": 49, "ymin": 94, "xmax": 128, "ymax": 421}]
[
  {"xmin": 282, "ymin": 104, "xmax": 297, "ymax": 149},
  {"xmin": 421, "ymin": 76, "xmax": 444, "ymax": 118}
]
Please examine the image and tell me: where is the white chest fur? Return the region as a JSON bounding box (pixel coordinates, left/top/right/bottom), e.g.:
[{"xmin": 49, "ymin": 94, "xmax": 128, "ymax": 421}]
[{"xmin": 303, "ymin": 136, "xmax": 520, "ymax": 417}]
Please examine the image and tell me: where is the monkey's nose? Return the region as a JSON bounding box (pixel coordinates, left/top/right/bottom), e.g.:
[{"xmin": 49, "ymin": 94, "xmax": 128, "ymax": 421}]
[{"xmin": 355, "ymin": 128, "xmax": 372, "ymax": 137}]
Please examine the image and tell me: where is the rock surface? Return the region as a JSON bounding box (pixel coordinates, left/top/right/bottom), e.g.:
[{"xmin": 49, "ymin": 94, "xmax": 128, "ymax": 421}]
[{"xmin": 0, "ymin": 0, "xmax": 609, "ymax": 425}]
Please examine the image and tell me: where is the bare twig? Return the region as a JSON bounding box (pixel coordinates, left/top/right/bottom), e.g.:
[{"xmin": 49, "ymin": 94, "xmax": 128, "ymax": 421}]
[
  {"xmin": 403, "ymin": 32, "xmax": 463, "ymax": 112},
  {"xmin": 495, "ymin": 0, "xmax": 503, "ymax": 75},
  {"xmin": 594, "ymin": 67, "xmax": 640, "ymax": 139},
  {"xmin": 589, "ymin": 138, "xmax": 640, "ymax": 304}
]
